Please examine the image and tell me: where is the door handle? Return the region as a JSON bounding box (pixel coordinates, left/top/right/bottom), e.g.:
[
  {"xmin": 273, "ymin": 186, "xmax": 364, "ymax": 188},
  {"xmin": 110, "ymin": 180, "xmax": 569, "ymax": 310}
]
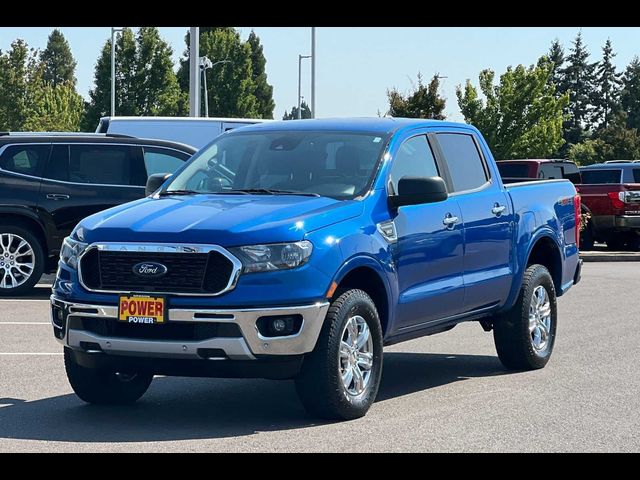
[
  {"xmin": 443, "ymin": 214, "xmax": 459, "ymax": 229},
  {"xmin": 46, "ymin": 193, "xmax": 70, "ymax": 200},
  {"xmin": 492, "ymin": 204, "xmax": 506, "ymax": 216}
]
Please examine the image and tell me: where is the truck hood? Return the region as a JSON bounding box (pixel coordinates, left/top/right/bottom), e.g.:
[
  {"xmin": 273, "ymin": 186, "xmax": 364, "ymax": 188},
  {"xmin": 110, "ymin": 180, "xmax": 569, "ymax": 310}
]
[{"xmin": 79, "ymin": 194, "xmax": 364, "ymax": 246}]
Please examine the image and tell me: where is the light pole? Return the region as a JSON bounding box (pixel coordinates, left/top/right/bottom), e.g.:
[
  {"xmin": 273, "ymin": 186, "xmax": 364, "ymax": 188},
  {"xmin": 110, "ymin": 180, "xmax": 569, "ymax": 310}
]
[
  {"xmin": 189, "ymin": 27, "xmax": 200, "ymax": 117},
  {"xmin": 311, "ymin": 27, "xmax": 316, "ymax": 118},
  {"xmin": 110, "ymin": 27, "xmax": 124, "ymax": 117},
  {"xmin": 298, "ymin": 54, "xmax": 311, "ymax": 119},
  {"xmin": 200, "ymin": 58, "xmax": 231, "ymax": 118}
]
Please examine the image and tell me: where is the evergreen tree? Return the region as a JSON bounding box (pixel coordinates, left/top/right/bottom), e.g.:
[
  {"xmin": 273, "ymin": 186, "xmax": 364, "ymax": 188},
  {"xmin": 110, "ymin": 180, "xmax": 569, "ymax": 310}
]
[
  {"xmin": 283, "ymin": 101, "xmax": 312, "ymax": 120},
  {"xmin": 621, "ymin": 56, "xmax": 640, "ymax": 131},
  {"xmin": 457, "ymin": 59, "xmax": 569, "ymax": 159},
  {"xmin": 40, "ymin": 29, "xmax": 76, "ymax": 86},
  {"xmin": 0, "ymin": 40, "xmax": 37, "ymax": 130},
  {"xmin": 559, "ymin": 31, "xmax": 599, "ymax": 146},
  {"xmin": 387, "ymin": 73, "xmax": 446, "ymax": 119},
  {"xmin": 593, "ymin": 39, "xmax": 622, "ymax": 130},
  {"xmin": 247, "ymin": 30, "xmax": 274, "ymax": 119},
  {"xmin": 548, "ymin": 39, "xmax": 565, "ymax": 91},
  {"xmin": 82, "ymin": 27, "xmax": 182, "ymax": 130}
]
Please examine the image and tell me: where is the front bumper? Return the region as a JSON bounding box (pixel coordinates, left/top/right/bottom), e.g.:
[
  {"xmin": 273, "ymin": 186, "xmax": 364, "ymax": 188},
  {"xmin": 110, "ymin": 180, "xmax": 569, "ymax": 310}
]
[{"xmin": 51, "ymin": 296, "xmax": 329, "ymax": 361}]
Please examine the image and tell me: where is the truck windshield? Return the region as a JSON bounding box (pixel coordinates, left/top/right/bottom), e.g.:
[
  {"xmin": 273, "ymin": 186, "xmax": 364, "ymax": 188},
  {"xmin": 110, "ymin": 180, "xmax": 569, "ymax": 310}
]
[{"xmin": 164, "ymin": 131, "xmax": 387, "ymax": 200}]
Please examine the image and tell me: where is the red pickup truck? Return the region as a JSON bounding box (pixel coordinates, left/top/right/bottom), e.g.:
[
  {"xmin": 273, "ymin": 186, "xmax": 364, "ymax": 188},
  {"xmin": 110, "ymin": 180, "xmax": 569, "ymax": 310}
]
[{"xmin": 577, "ymin": 162, "xmax": 640, "ymax": 250}]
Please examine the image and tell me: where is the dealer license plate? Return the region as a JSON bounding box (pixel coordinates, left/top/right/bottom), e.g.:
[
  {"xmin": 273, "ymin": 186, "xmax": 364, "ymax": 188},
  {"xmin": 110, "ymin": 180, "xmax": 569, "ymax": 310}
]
[{"xmin": 118, "ymin": 295, "xmax": 166, "ymax": 324}]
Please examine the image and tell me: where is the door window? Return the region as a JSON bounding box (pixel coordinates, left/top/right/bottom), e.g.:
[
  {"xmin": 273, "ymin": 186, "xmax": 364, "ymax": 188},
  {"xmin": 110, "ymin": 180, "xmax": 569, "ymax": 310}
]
[
  {"xmin": 68, "ymin": 145, "xmax": 146, "ymax": 186},
  {"xmin": 0, "ymin": 144, "xmax": 50, "ymax": 177},
  {"xmin": 143, "ymin": 147, "xmax": 189, "ymax": 177},
  {"xmin": 389, "ymin": 135, "xmax": 439, "ymax": 194},
  {"xmin": 436, "ymin": 133, "xmax": 488, "ymax": 192}
]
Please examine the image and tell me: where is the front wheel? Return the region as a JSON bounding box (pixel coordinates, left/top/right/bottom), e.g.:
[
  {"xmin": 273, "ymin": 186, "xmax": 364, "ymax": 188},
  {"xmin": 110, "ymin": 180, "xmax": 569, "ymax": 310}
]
[
  {"xmin": 64, "ymin": 348, "xmax": 153, "ymax": 405},
  {"xmin": 493, "ymin": 264, "xmax": 557, "ymax": 370},
  {"xmin": 295, "ymin": 289, "xmax": 383, "ymax": 420}
]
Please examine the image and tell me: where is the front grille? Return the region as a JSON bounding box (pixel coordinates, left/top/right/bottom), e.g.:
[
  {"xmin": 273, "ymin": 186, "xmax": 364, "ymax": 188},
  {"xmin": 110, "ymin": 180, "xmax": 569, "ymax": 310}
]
[
  {"xmin": 69, "ymin": 316, "xmax": 242, "ymax": 341},
  {"xmin": 80, "ymin": 249, "xmax": 235, "ymax": 294}
]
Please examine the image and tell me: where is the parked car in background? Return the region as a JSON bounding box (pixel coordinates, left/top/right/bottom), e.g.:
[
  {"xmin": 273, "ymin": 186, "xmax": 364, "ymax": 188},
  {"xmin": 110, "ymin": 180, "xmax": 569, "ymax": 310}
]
[
  {"xmin": 496, "ymin": 159, "xmax": 582, "ymax": 184},
  {"xmin": 51, "ymin": 118, "xmax": 582, "ymax": 420},
  {"xmin": 0, "ymin": 132, "xmax": 196, "ymax": 295},
  {"xmin": 96, "ymin": 116, "xmax": 270, "ymax": 149},
  {"xmin": 577, "ymin": 162, "xmax": 640, "ymax": 250},
  {"xmin": 496, "ymin": 159, "xmax": 594, "ymax": 246}
]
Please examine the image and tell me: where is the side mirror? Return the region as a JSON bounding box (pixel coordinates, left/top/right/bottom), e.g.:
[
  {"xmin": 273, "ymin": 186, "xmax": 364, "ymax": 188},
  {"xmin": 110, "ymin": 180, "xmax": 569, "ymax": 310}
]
[
  {"xmin": 389, "ymin": 176, "xmax": 448, "ymax": 208},
  {"xmin": 146, "ymin": 173, "xmax": 172, "ymax": 197}
]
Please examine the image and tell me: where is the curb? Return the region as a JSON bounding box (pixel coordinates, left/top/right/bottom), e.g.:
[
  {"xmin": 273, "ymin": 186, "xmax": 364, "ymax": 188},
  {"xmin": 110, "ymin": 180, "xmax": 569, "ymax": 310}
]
[{"xmin": 580, "ymin": 253, "xmax": 640, "ymax": 262}]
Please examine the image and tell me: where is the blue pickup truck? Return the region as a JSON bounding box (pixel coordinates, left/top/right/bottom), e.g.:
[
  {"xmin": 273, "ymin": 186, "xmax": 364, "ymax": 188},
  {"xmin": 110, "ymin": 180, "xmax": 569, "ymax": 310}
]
[{"xmin": 51, "ymin": 118, "xmax": 582, "ymax": 420}]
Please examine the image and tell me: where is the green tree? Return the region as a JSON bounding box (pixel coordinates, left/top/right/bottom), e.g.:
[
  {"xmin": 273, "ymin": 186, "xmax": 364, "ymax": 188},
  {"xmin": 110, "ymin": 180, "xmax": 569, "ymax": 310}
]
[
  {"xmin": 83, "ymin": 27, "xmax": 182, "ymax": 130},
  {"xmin": 40, "ymin": 29, "xmax": 76, "ymax": 86},
  {"xmin": 559, "ymin": 31, "xmax": 599, "ymax": 145},
  {"xmin": 283, "ymin": 101, "xmax": 312, "ymax": 120},
  {"xmin": 567, "ymin": 139, "xmax": 604, "ymax": 165},
  {"xmin": 456, "ymin": 59, "xmax": 569, "ymax": 159},
  {"xmin": 548, "ymin": 39, "xmax": 565, "ymax": 91},
  {"xmin": 178, "ymin": 27, "xmax": 259, "ymax": 118},
  {"xmin": 593, "ymin": 39, "xmax": 622, "ymax": 130},
  {"xmin": 0, "ymin": 40, "xmax": 35, "ymax": 130},
  {"xmin": 24, "ymin": 81, "xmax": 84, "ymax": 131},
  {"xmin": 387, "ymin": 73, "xmax": 446, "ymax": 119},
  {"xmin": 568, "ymin": 122, "xmax": 640, "ymax": 165},
  {"xmin": 247, "ymin": 30, "xmax": 274, "ymax": 119},
  {"xmin": 621, "ymin": 56, "xmax": 640, "ymax": 130}
]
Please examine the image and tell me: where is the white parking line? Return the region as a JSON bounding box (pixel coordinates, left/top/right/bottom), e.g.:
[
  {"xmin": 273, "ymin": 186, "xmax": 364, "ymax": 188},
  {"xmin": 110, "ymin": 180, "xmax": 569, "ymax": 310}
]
[
  {"xmin": 0, "ymin": 299, "xmax": 50, "ymax": 302},
  {"xmin": 0, "ymin": 322, "xmax": 50, "ymax": 325},
  {"xmin": 0, "ymin": 353, "xmax": 63, "ymax": 355}
]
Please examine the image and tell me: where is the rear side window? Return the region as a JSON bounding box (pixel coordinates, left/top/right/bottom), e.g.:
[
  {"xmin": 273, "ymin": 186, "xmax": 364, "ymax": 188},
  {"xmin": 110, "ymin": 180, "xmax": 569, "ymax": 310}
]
[
  {"xmin": 389, "ymin": 135, "xmax": 439, "ymax": 194},
  {"xmin": 143, "ymin": 147, "xmax": 189, "ymax": 177},
  {"xmin": 69, "ymin": 145, "xmax": 146, "ymax": 186},
  {"xmin": 497, "ymin": 163, "xmax": 529, "ymax": 178},
  {"xmin": 436, "ymin": 133, "xmax": 488, "ymax": 192},
  {"xmin": 539, "ymin": 164, "xmax": 564, "ymax": 179},
  {"xmin": 0, "ymin": 144, "xmax": 50, "ymax": 177},
  {"xmin": 633, "ymin": 169, "xmax": 640, "ymax": 183},
  {"xmin": 580, "ymin": 169, "xmax": 622, "ymax": 184}
]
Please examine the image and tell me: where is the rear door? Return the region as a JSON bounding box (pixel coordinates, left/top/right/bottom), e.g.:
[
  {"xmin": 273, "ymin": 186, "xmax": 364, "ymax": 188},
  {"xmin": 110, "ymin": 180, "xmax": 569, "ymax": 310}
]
[
  {"xmin": 0, "ymin": 143, "xmax": 50, "ymax": 212},
  {"xmin": 433, "ymin": 131, "xmax": 513, "ymax": 312},
  {"xmin": 38, "ymin": 143, "xmax": 146, "ymax": 246}
]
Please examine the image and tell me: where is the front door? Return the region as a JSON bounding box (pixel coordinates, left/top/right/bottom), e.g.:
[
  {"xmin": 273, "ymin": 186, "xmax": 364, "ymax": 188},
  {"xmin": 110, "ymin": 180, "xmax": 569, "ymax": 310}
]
[{"xmin": 389, "ymin": 134, "xmax": 465, "ymax": 330}]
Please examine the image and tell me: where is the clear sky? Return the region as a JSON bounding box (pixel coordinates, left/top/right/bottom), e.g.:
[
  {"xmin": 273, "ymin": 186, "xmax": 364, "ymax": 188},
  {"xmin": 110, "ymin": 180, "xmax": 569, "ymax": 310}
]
[{"xmin": 2, "ymin": 27, "xmax": 640, "ymax": 122}]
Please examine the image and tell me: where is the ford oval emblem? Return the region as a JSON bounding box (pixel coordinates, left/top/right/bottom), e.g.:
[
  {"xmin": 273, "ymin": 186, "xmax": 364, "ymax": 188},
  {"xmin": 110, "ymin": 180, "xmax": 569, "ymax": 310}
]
[{"xmin": 132, "ymin": 262, "xmax": 168, "ymax": 278}]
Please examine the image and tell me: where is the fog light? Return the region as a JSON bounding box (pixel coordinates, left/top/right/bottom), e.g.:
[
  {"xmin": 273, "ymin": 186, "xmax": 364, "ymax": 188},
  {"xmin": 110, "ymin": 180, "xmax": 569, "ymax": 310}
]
[
  {"xmin": 56, "ymin": 308, "xmax": 64, "ymax": 321},
  {"xmin": 256, "ymin": 314, "xmax": 303, "ymax": 338}
]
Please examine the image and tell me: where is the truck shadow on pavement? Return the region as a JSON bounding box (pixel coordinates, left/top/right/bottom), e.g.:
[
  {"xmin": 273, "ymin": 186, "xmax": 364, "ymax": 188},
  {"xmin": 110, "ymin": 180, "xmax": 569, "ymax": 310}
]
[{"xmin": 0, "ymin": 352, "xmax": 511, "ymax": 443}]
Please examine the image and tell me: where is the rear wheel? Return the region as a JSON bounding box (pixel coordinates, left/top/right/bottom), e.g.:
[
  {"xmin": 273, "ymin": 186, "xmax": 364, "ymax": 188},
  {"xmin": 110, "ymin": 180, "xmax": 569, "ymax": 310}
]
[
  {"xmin": 295, "ymin": 289, "xmax": 383, "ymax": 420},
  {"xmin": 580, "ymin": 223, "xmax": 595, "ymax": 251},
  {"xmin": 64, "ymin": 348, "xmax": 153, "ymax": 405},
  {"xmin": 0, "ymin": 225, "xmax": 44, "ymax": 296},
  {"xmin": 493, "ymin": 264, "xmax": 557, "ymax": 370}
]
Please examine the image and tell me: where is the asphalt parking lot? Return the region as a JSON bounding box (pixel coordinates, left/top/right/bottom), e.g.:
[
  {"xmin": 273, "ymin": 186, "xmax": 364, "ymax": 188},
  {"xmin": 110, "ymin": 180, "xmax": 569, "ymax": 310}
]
[{"xmin": 0, "ymin": 263, "xmax": 638, "ymax": 453}]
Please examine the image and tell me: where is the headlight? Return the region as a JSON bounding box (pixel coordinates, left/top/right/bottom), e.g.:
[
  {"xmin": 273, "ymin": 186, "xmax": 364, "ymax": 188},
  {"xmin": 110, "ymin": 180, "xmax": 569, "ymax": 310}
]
[
  {"xmin": 60, "ymin": 237, "xmax": 88, "ymax": 269},
  {"xmin": 229, "ymin": 241, "xmax": 313, "ymax": 273}
]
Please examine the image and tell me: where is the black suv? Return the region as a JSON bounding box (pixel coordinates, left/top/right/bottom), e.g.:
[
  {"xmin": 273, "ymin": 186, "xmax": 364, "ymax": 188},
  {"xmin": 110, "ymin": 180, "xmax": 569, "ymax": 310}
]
[{"xmin": 0, "ymin": 133, "xmax": 196, "ymax": 295}]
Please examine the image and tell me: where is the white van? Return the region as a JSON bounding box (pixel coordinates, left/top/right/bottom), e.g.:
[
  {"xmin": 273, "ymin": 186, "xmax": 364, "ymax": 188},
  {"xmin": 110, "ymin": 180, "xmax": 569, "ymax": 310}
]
[{"xmin": 96, "ymin": 116, "xmax": 269, "ymax": 149}]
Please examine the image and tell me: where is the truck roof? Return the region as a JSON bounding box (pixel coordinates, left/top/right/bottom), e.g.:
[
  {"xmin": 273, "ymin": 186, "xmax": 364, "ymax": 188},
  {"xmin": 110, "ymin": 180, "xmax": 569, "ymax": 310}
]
[
  {"xmin": 580, "ymin": 162, "xmax": 639, "ymax": 170},
  {"xmin": 231, "ymin": 117, "xmax": 469, "ymax": 135},
  {"xmin": 100, "ymin": 116, "xmax": 270, "ymax": 123},
  {"xmin": 497, "ymin": 159, "xmax": 572, "ymax": 164}
]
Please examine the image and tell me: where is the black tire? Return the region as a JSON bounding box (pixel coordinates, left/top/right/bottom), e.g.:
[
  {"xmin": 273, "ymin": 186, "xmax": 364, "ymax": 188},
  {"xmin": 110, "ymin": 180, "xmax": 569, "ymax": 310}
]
[
  {"xmin": 64, "ymin": 348, "xmax": 153, "ymax": 405},
  {"xmin": 295, "ymin": 289, "xmax": 383, "ymax": 420},
  {"xmin": 0, "ymin": 224, "xmax": 45, "ymax": 296},
  {"xmin": 493, "ymin": 264, "xmax": 557, "ymax": 370},
  {"xmin": 580, "ymin": 224, "xmax": 595, "ymax": 251}
]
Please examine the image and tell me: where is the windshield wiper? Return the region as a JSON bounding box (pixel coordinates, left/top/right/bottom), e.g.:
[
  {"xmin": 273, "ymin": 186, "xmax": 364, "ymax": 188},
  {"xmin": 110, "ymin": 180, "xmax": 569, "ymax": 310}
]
[
  {"xmin": 229, "ymin": 188, "xmax": 321, "ymax": 197},
  {"xmin": 158, "ymin": 189, "xmax": 199, "ymax": 196}
]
